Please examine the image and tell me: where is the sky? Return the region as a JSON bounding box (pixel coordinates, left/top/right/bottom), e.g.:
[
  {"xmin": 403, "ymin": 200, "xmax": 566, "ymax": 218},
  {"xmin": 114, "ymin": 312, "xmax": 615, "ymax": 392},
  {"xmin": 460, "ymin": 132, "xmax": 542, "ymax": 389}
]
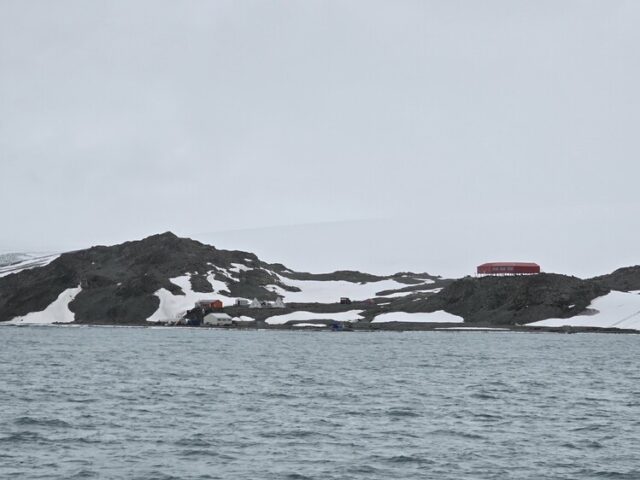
[{"xmin": 1, "ymin": 0, "xmax": 639, "ymax": 278}]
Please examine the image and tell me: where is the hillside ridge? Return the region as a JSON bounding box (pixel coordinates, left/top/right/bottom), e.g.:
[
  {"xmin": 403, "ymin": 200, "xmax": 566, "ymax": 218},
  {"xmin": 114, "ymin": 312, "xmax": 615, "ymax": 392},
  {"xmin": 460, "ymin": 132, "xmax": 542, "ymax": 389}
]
[{"xmin": 1, "ymin": 232, "xmax": 639, "ymax": 330}]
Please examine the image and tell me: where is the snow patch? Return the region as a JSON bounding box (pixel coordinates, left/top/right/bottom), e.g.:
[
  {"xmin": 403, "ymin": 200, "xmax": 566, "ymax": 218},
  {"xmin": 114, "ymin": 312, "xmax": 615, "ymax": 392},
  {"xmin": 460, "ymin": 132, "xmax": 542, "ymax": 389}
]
[
  {"xmin": 206, "ymin": 273, "xmax": 230, "ymax": 293},
  {"xmin": 266, "ymin": 310, "xmax": 364, "ymax": 325},
  {"xmin": 371, "ymin": 311, "xmax": 464, "ymax": 324},
  {"xmin": 292, "ymin": 323, "xmax": 327, "ymax": 328},
  {"xmin": 209, "ymin": 267, "xmax": 237, "ymax": 282},
  {"xmin": 435, "ymin": 327, "xmax": 510, "ymax": 331},
  {"xmin": 148, "ymin": 276, "xmax": 201, "ymax": 322},
  {"xmin": 229, "ymin": 263, "xmax": 251, "ymax": 273},
  {"xmin": 6, "ymin": 286, "xmax": 82, "ymax": 324},
  {"xmin": 379, "ymin": 287, "xmax": 442, "ymax": 298},
  {"xmin": 528, "ymin": 291, "xmax": 640, "ymax": 330}
]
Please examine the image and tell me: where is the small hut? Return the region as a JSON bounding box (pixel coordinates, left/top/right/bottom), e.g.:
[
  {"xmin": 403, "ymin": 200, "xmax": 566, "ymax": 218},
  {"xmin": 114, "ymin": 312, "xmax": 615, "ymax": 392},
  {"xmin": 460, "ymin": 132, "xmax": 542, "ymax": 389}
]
[
  {"xmin": 272, "ymin": 297, "xmax": 286, "ymax": 309},
  {"xmin": 203, "ymin": 313, "xmax": 233, "ymax": 326},
  {"xmin": 249, "ymin": 298, "xmax": 262, "ymax": 309}
]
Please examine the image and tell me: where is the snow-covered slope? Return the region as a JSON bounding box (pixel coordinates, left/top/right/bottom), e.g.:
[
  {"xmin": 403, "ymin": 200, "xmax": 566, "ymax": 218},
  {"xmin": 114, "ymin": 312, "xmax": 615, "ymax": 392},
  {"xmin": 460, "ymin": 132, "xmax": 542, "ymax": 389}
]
[
  {"xmin": 148, "ymin": 274, "xmax": 250, "ymax": 322},
  {"xmin": 527, "ymin": 291, "xmax": 640, "ymax": 330},
  {"xmin": 265, "ymin": 275, "xmax": 434, "ymax": 303},
  {"xmin": 0, "ymin": 253, "xmax": 29, "ymax": 267},
  {"xmin": 0, "ymin": 253, "xmax": 59, "ymax": 278},
  {"xmin": 5, "ymin": 286, "xmax": 81, "ymax": 325}
]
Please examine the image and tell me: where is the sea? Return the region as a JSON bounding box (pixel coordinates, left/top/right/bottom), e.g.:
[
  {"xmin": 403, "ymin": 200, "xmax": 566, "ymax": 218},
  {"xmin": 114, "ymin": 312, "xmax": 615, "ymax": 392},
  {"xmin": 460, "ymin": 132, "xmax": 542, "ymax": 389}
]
[{"xmin": 1, "ymin": 326, "xmax": 638, "ymax": 480}]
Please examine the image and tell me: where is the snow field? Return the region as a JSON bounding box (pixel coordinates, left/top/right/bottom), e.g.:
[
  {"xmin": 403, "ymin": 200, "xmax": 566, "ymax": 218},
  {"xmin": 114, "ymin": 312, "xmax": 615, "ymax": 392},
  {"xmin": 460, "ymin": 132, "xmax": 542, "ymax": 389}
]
[
  {"xmin": 265, "ymin": 310, "xmax": 364, "ymax": 325},
  {"xmin": 266, "ymin": 275, "xmax": 436, "ymax": 303},
  {"xmin": 528, "ymin": 291, "xmax": 640, "ymax": 330},
  {"xmin": 371, "ymin": 311, "xmax": 464, "ymax": 323}
]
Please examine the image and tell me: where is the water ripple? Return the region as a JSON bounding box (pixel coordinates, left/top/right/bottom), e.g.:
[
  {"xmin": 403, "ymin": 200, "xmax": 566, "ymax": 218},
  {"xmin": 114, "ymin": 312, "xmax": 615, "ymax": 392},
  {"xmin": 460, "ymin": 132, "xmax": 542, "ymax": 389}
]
[{"xmin": 0, "ymin": 327, "xmax": 638, "ymax": 479}]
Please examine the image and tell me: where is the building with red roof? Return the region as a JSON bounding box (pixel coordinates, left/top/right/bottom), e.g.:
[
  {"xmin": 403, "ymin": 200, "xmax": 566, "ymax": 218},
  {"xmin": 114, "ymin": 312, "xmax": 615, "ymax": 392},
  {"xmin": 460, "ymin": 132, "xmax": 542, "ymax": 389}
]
[{"xmin": 477, "ymin": 262, "xmax": 540, "ymax": 276}]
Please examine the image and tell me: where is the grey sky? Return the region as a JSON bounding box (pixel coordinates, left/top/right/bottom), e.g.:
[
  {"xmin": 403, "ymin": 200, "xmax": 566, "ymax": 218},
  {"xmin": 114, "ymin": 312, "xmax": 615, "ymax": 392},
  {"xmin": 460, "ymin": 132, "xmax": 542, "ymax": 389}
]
[{"xmin": 1, "ymin": 1, "xmax": 639, "ymax": 277}]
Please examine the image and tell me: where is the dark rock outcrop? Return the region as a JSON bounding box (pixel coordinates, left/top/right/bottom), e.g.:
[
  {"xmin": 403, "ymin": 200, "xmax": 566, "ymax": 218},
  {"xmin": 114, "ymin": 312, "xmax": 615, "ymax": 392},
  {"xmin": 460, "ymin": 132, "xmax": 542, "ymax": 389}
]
[
  {"xmin": 592, "ymin": 266, "xmax": 640, "ymax": 292},
  {"xmin": 391, "ymin": 273, "xmax": 610, "ymax": 325}
]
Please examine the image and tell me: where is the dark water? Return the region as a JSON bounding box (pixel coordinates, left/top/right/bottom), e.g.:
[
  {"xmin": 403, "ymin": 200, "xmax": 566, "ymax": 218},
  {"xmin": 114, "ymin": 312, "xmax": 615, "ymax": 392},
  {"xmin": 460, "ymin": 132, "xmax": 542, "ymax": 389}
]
[{"xmin": 1, "ymin": 327, "xmax": 639, "ymax": 479}]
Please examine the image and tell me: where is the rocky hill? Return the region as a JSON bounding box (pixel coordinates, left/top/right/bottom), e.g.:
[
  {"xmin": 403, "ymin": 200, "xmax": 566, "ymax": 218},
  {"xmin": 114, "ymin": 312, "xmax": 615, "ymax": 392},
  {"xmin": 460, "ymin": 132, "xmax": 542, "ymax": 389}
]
[
  {"xmin": 1, "ymin": 233, "xmax": 639, "ymax": 330},
  {"xmin": 379, "ymin": 269, "xmax": 640, "ymax": 328},
  {"xmin": 0, "ymin": 233, "xmax": 441, "ymax": 324},
  {"xmin": 397, "ymin": 273, "xmax": 610, "ymax": 325}
]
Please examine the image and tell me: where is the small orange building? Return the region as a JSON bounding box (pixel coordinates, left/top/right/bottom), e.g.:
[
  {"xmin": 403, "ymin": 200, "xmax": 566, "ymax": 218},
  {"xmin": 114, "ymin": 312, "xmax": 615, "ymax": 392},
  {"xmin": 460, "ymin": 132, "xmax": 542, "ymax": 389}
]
[
  {"xmin": 211, "ymin": 300, "xmax": 223, "ymax": 310},
  {"xmin": 196, "ymin": 299, "xmax": 224, "ymax": 310}
]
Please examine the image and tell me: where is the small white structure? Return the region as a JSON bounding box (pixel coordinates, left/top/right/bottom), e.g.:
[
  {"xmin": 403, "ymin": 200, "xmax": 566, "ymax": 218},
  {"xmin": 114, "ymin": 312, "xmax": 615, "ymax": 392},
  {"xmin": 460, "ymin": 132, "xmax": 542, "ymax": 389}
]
[
  {"xmin": 249, "ymin": 298, "xmax": 262, "ymax": 309},
  {"xmin": 235, "ymin": 299, "xmax": 250, "ymax": 307},
  {"xmin": 249, "ymin": 297, "xmax": 286, "ymax": 309},
  {"xmin": 203, "ymin": 313, "xmax": 233, "ymax": 326},
  {"xmin": 272, "ymin": 297, "xmax": 286, "ymax": 309}
]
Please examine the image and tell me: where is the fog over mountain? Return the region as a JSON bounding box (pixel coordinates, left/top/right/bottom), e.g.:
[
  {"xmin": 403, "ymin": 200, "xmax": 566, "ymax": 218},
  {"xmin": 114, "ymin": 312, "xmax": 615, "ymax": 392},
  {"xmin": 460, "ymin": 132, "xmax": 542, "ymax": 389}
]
[{"xmin": 1, "ymin": 1, "xmax": 639, "ymax": 277}]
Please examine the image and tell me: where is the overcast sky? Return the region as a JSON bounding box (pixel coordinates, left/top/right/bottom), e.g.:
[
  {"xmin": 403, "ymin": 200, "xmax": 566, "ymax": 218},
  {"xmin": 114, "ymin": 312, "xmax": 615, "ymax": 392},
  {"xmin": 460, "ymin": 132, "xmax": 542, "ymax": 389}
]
[{"xmin": 1, "ymin": 1, "xmax": 639, "ymax": 277}]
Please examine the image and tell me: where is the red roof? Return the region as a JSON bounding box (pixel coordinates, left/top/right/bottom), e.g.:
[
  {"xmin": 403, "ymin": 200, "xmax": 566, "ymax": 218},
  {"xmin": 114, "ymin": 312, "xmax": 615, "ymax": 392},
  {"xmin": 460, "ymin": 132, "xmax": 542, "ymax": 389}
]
[
  {"xmin": 478, "ymin": 262, "xmax": 539, "ymax": 268},
  {"xmin": 477, "ymin": 262, "xmax": 541, "ymax": 275}
]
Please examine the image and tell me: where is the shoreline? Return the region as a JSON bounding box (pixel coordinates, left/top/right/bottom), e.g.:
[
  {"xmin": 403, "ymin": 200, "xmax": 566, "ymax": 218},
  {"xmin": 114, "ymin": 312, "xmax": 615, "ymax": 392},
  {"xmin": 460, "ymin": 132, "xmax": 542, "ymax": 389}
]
[{"xmin": 1, "ymin": 321, "xmax": 638, "ymax": 334}]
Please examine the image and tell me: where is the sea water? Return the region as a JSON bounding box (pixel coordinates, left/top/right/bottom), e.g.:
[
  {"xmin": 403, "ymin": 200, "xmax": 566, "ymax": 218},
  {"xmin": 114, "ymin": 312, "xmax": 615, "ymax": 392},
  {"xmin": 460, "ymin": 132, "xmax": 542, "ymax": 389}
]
[{"xmin": 0, "ymin": 327, "xmax": 638, "ymax": 479}]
